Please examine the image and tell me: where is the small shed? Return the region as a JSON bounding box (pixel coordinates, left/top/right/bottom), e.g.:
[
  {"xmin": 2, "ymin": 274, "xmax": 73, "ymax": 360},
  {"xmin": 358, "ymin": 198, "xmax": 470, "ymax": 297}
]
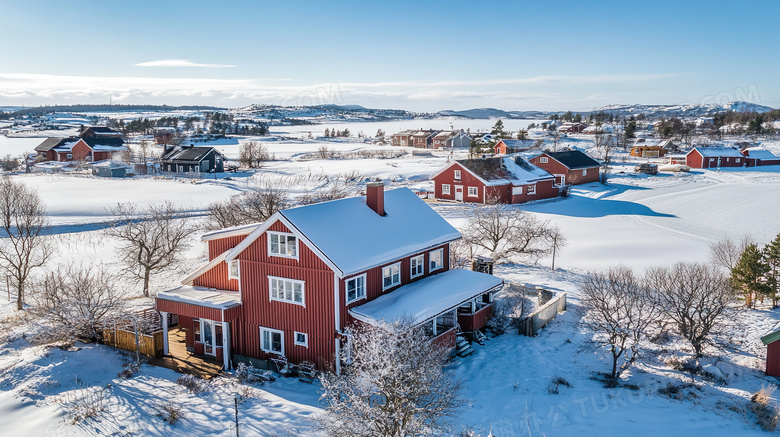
[
  {"xmin": 91, "ymin": 160, "xmax": 135, "ymax": 178},
  {"xmin": 760, "ymin": 323, "xmax": 780, "ymax": 377}
]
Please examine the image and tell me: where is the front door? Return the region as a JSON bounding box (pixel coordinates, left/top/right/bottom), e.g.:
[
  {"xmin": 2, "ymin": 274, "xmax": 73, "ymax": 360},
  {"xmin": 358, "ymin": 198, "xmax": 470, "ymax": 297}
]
[
  {"xmin": 455, "ymin": 185, "xmax": 463, "ymax": 201},
  {"xmin": 203, "ymin": 320, "xmax": 215, "ymax": 356}
]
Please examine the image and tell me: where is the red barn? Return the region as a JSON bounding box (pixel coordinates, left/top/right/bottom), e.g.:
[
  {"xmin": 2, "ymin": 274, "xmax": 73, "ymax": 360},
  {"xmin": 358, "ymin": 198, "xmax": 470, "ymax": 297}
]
[
  {"xmin": 740, "ymin": 147, "xmax": 780, "ymax": 167},
  {"xmin": 761, "ymin": 324, "xmax": 780, "ymax": 377},
  {"xmin": 529, "ymin": 150, "xmax": 601, "ymax": 185},
  {"xmin": 431, "ymin": 155, "xmax": 558, "ymax": 204},
  {"xmin": 155, "ymin": 184, "xmax": 503, "ymax": 372},
  {"xmin": 683, "ymin": 147, "xmax": 745, "ymax": 169}
]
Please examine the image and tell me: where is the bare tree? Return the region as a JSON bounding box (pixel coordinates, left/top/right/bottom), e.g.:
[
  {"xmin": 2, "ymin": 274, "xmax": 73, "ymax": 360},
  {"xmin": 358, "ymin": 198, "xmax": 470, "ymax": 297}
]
[
  {"xmin": 448, "ymin": 238, "xmax": 473, "ymax": 270},
  {"xmin": 30, "ymin": 264, "xmax": 124, "ymax": 339},
  {"xmin": 0, "ymin": 177, "xmax": 53, "ymax": 310},
  {"xmin": 646, "ymin": 263, "xmax": 733, "ymax": 357},
  {"xmin": 486, "ymin": 283, "xmax": 529, "ymax": 335},
  {"xmin": 709, "ymin": 236, "xmax": 753, "ymax": 271},
  {"xmin": 591, "ymin": 134, "xmax": 614, "ymax": 183},
  {"xmin": 316, "ymin": 319, "xmax": 463, "ymax": 436},
  {"xmin": 461, "ymin": 204, "xmax": 560, "ymax": 263},
  {"xmin": 105, "ymin": 201, "xmax": 196, "ymax": 297},
  {"xmin": 579, "ymin": 266, "xmax": 660, "ymax": 381},
  {"xmin": 238, "ymin": 141, "xmax": 273, "ymax": 168},
  {"xmin": 207, "ymin": 181, "xmax": 290, "ymax": 229}
]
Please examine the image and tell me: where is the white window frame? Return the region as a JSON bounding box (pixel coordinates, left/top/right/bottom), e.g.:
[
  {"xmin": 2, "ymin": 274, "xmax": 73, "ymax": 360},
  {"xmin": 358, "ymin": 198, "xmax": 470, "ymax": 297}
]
[
  {"xmin": 442, "ymin": 184, "xmax": 450, "ymax": 195},
  {"xmin": 346, "ymin": 274, "xmax": 367, "ymax": 304},
  {"xmin": 382, "ymin": 262, "xmax": 401, "ymax": 290},
  {"xmin": 736, "ymin": 158, "xmax": 741, "ymax": 163},
  {"xmin": 410, "ymin": 254, "xmax": 425, "ymax": 279},
  {"xmin": 582, "ymin": 168, "xmax": 587, "ymax": 176},
  {"xmin": 540, "ymin": 157, "xmax": 548, "ymax": 163},
  {"xmin": 228, "ymin": 259, "xmax": 239, "ymax": 280},
  {"xmin": 294, "ymin": 331, "xmax": 308, "ymax": 348},
  {"xmin": 527, "ymin": 184, "xmax": 536, "ymax": 195},
  {"xmin": 429, "ymin": 248, "xmax": 444, "ymax": 272},
  {"xmin": 512, "ymin": 186, "xmax": 522, "ymax": 195},
  {"xmin": 260, "ymin": 326, "xmax": 284, "ymax": 355},
  {"xmin": 454, "ymin": 169, "xmax": 461, "ymax": 180},
  {"xmin": 467, "ymin": 186, "xmax": 478, "ymax": 197},
  {"xmin": 268, "ymin": 231, "xmax": 299, "ymax": 259},
  {"xmin": 66, "ymin": 153, "xmax": 73, "ymax": 160},
  {"xmin": 268, "ymin": 276, "xmax": 305, "ymax": 306}
]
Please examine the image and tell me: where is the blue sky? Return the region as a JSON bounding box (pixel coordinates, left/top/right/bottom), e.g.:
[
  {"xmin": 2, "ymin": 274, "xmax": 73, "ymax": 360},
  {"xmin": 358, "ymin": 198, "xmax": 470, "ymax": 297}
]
[{"xmin": 1, "ymin": 0, "xmax": 777, "ymax": 111}]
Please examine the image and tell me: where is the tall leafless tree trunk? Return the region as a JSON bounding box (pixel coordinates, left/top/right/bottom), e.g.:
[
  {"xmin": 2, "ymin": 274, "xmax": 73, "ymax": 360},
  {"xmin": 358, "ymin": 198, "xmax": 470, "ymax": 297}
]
[
  {"xmin": 0, "ymin": 177, "xmax": 52, "ymax": 310},
  {"xmin": 646, "ymin": 262, "xmax": 734, "ymax": 357},
  {"xmin": 105, "ymin": 201, "xmax": 196, "ymax": 297}
]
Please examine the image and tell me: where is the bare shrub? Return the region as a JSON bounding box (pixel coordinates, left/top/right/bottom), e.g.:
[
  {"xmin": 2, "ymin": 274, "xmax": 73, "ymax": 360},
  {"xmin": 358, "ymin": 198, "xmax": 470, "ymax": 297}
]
[
  {"xmin": 316, "ymin": 319, "xmax": 464, "ymax": 436},
  {"xmin": 646, "ymin": 262, "xmax": 734, "ymax": 357},
  {"xmin": 105, "ymin": 201, "xmax": 197, "ymax": 297},
  {"xmin": 709, "ymin": 236, "xmax": 753, "ymax": 271},
  {"xmin": 0, "ymin": 177, "xmax": 53, "ymax": 310},
  {"xmin": 208, "ymin": 181, "xmax": 290, "ymax": 229},
  {"xmin": 176, "ymin": 374, "xmax": 208, "ymax": 394},
  {"xmin": 297, "ymin": 172, "xmax": 363, "ymax": 205},
  {"xmin": 29, "ymin": 264, "xmax": 124, "ymax": 340},
  {"xmin": 59, "ymin": 387, "xmax": 106, "ymax": 424},
  {"xmin": 461, "ymin": 204, "xmax": 561, "ymax": 263},
  {"xmin": 751, "ymin": 385, "xmax": 780, "ymax": 431},
  {"xmin": 317, "ymin": 145, "xmax": 337, "ymax": 159},
  {"xmin": 157, "ymin": 401, "xmax": 183, "ymax": 425},
  {"xmin": 117, "ymin": 363, "xmax": 139, "ymax": 379},
  {"xmin": 579, "ymin": 266, "xmax": 660, "ymax": 381}
]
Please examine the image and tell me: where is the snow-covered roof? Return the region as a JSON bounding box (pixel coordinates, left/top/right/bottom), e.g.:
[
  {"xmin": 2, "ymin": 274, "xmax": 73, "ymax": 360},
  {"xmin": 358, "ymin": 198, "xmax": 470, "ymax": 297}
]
[
  {"xmin": 690, "ymin": 147, "xmax": 744, "ymax": 158},
  {"xmin": 349, "ymin": 269, "xmax": 503, "ymax": 325},
  {"xmin": 275, "ymin": 187, "xmax": 460, "ymax": 276},
  {"xmin": 444, "ymin": 155, "xmax": 553, "ymax": 187},
  {"xmin": 90, "ymin": 160, "xmax": 132, "ymax": 169},
  {"xmin": 201, "ymin": 223, "xmax": 260, "ymax": 241},
  {"xmin": 743, "ymin": 147, "xmax": 780, "ymax": 160},
  {"xmin": 156, "ymin": 285, "xmax": 241, "ymax": 310}
]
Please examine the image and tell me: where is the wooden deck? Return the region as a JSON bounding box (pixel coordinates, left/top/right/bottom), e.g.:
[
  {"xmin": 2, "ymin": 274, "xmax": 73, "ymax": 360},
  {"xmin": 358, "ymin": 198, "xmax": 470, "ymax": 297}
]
[{"xmin": 146, "ymin": 326, "xmax": 223, "ymax": 379}]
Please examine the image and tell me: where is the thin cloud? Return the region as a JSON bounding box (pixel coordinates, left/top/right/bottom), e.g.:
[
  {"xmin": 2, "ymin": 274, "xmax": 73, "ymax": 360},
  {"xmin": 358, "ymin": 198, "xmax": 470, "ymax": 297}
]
[{"xmin": 135, "ymin": 59, "xmax": 236, "ymax": 68}]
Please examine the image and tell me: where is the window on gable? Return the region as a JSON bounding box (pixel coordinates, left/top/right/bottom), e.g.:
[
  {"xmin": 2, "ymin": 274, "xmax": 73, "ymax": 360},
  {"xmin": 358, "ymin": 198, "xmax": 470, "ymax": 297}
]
[
  {"xmin": 294, "ymin": 331, "xmax": 308, "ymax": 347},
  {"xmin": 269, "ymin": 232, "xmax": 298, "ymax": 258},
  {"xmin": 410, "ymin": 254, "xmax": 425, "ymax": 278},
  {"xmin": 382, "ymin": 263, "xmax": 401, "ymax": 290},
  {"xmin": 429, "ymin": 248, "xmax": 444, "ymax": 271},
  {"xmin": 442, "ymin": 184, "xmax": 450, "ymax": 195},
  {"xmin": 454, "ymin": 169, "xmax": 461, "ymax": 180},
  {"xmin": 467, "ymin": 186, "xmax": 478, "ymax": 197},
  {"xmin": 269, "ymin": 276, "xmax": 305, "ymax": 306},
  {"xmin": 346, "ymin": 274, "xmax": 366, "ymax": 304},
  {"xmin": 540, "ymin": 157, "xmax": 548, "ymax": 163},
  {"xmin": 260, "ymin": 327, "xmax": 284, "ymax": 355},
  {"xmin": 228, "ymin": 259, "xmax": 239, "ymax": 280}
]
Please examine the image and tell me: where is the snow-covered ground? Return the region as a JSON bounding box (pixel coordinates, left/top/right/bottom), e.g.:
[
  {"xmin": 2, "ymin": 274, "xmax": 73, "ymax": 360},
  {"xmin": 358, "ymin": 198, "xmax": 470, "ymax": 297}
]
[{"xmin": 2, "ymin": 133, "xmax": 780, "ymax": 435}]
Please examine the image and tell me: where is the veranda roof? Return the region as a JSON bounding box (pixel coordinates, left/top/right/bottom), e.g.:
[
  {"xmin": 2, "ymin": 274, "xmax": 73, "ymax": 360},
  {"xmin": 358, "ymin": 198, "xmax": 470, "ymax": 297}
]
[
  {"xmin": 349, "ymin": 269, "xmax": 503, "ymax": 326},
  {"xmin": 156, "ymin": 285, "xmax": 241, "ymax": 310}
]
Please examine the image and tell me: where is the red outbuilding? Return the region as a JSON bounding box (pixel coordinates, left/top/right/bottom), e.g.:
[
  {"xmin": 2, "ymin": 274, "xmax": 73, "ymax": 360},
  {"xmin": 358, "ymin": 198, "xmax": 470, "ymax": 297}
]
[
  {"xmin": 683, "ymin": 147, "xmax": 745, "ymax": 169},
  {"xmin": 761, "ymin": 324, "xmax": 780, "ymax": 377},
  {"xmin": 431, "ymin": 155, "xmax": 559, "ymax": 204},
  {"xmin": 155, "ymin": 184, "xmax": 503, "ymax": 373},
  {"xmin": 529, "ymin": 150, "xmax": 601, "ymax": 186},
  {"xmin": 740, "ymin": 147, "xmax": 780, "ymax": 167}
]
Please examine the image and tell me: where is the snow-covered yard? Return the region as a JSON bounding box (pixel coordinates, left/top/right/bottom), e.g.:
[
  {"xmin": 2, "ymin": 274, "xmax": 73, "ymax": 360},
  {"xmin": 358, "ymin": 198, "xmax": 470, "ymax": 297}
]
[{"xmin": 1, "ymin": 134, "xmax": 780, "ymax": 435}]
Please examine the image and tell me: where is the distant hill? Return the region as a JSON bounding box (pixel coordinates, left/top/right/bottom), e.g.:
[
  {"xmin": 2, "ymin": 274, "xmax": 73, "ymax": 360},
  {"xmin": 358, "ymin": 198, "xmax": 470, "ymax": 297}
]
[
  {"xmin": 8, "ymin": 104, "xmax": 225, "ymax": 118},
  {"xmin": 437, "ymin": 108, "xmax": 558, "ymax": 119},
  {"xmin": 593, "ymin": 101, "xmax": 775, "ymax": 118},
  {"xmin": 232, "ymin": 104, "xmax": 432, "ymax": 122}
]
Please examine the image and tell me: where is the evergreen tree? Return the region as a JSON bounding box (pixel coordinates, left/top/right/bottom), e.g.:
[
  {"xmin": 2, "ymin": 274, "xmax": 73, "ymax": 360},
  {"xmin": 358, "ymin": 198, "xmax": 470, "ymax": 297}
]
[
  {"xmin": 625, "ymin": 120, "xmax": 637, "ymax": 138},
  {"xmin": 764, "ymin": 234, "xmax": 780, "ymax": 308},
  {"xmin": 324, "ymin": 128, "xmax": 330, "ymax": 137},
  {"xmin": 731, "ymin": 244, "xmax": 770, "ymax": 307},
  {"xmin": 491, "ymin": 119, "xmax": 507, "ymax": 138}
]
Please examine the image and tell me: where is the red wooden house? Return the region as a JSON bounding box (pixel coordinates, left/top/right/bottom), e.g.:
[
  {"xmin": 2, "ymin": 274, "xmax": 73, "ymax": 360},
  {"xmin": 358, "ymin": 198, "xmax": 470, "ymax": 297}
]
[
  {"xmin": 740, "ymin": 147, "xmax": 780, "ymax": 167},
  {"xmin": 494, "ymin": 139, "xmax": 532, "ymax": 155},
  {"xmin": 431, "ymin": 155, "xmax": 558, "ymax": 204},
  {"xmin": 34, "ymin": 126, "xmax": 128, "ymax": 162},
  {"xmin": 155, "ymin": 183, "xmax": 503, "ymax": 372},
  {"xmin": 682, "ymin": 147, "xmax": 744, "ymax": 169},
  {"xmin": 761, "ymin": 324, "xmax": 780, "ymax": 377},
  {"xmin": 529, "ymin": 150, "xmax": 600, "ymax": 185}
]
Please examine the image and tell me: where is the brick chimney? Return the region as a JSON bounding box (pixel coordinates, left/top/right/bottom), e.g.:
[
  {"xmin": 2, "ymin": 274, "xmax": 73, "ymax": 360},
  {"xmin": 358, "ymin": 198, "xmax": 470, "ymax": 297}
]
[{"xmin": 366, "ymin": 182, "xmax": 385, "ymax": 216}]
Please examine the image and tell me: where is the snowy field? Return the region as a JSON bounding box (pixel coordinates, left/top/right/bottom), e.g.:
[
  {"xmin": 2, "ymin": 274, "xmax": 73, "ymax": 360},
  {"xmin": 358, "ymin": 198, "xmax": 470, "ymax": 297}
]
[{"xmin": 2, "ymin": 133, "xmax": 780, "ymax": 435}]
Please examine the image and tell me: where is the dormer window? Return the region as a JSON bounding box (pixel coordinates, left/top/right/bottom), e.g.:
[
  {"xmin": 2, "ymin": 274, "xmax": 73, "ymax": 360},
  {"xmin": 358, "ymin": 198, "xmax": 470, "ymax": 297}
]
[
  {"xmin": 268, "ymin": 232, "xmax": 298, "ymax": 258},
  {"xmin": 228, "ymin": 259, "xmax": 239, "ymax": 280}
]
